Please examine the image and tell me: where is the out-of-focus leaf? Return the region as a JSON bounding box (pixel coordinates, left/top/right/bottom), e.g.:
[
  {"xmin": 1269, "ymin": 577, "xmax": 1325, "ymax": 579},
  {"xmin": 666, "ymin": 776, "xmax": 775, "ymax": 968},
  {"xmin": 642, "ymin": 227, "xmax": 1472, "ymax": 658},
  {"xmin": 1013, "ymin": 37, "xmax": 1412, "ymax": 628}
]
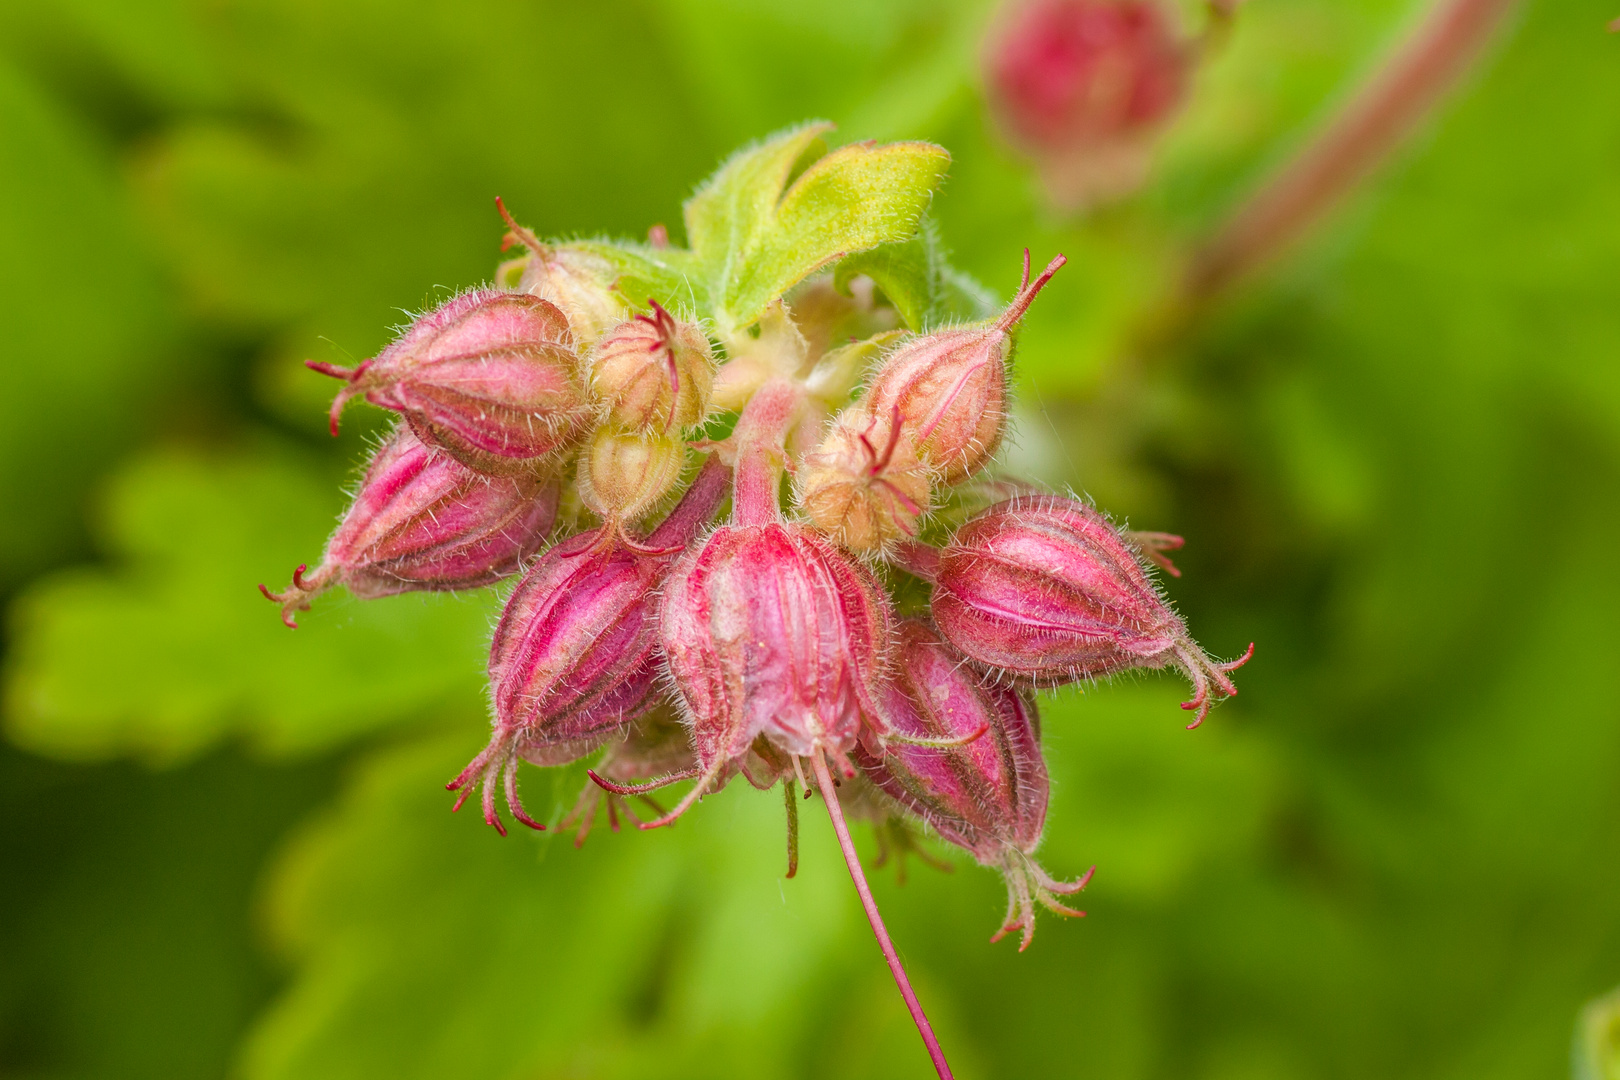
[
  {"xmin": 3, "ymin": 443, "xmax": 493, "ymax": 764},
  {"xmin": 0, "ymin": 58, "xmax": 181, "ymax": 589},
  {"xmin": 238, "ymin": 729, "xmax": 952, "ymax": 1080},
  {"xmin": 0, "ymin": 744, "xmax": 336, "ymax": 1080},
  {"xmin": 1578, "ymin": 988, "xmax": 1620, "ymax": 1080}
]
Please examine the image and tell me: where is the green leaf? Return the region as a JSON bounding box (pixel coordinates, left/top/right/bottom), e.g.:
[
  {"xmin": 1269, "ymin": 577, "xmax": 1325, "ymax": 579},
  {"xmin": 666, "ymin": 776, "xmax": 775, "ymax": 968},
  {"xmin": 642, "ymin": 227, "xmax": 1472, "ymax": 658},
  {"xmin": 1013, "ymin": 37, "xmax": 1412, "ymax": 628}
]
[
  {"xmin": 679, "ymin": 122, "xmax": 949, "ymax": 334},
  {"xmin": 3, "ymin": 442, "xmax": 493, "ymax": 765},
  {"xmin": 683, "ymin": 121, "xmax": 834, "ymax": 274},
  {"xmin": 725, "ymin": 138, "xmax": 950, "ymax": 330},
  {"xmin": 832, "ymin": 218, "xmax": 992, "ymax": 330}
]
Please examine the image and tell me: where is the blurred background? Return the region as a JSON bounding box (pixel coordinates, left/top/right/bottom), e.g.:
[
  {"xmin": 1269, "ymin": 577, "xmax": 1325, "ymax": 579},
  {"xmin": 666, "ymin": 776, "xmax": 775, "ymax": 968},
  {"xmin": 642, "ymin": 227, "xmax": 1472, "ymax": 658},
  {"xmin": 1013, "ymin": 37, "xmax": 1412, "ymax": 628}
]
[{"xmin": 1, "ymin": 0, "xmax": 1617, "ymax": 1077}]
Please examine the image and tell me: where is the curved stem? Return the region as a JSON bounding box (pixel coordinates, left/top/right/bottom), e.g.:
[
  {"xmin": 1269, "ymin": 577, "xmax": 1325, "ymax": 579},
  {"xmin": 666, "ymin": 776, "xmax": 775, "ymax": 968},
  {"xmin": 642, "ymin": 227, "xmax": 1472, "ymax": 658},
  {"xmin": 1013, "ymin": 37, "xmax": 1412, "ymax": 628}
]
[
  {"xmin": 1186, "ymin": 0, "xmax": 1522, "ymax": 299},
  {"xmin": 810, "ymin": 754, "xmax": 954, "ymax": 1080},
  {"xmin": 730, "ymin": 379, "xmax": 807, "ymax": 526}
]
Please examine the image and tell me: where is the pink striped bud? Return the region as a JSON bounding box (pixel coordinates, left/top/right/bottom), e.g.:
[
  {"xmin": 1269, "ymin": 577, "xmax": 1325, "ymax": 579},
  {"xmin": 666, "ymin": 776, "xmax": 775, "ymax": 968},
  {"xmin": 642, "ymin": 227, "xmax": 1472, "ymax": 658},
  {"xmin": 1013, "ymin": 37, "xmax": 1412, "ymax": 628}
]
[
  {"xmin": 590, "ymin": 302, "xmax": 715, "ymax": 433},
  {"xmin": 855, "ymin": 619, "xmax": 1091, "ymax": 950},
  {"xmin": 259, "ymin": 426, "xmax": 557, "ymax": 628},
  {"xmin": 653, "ymin": 522, "xmax": 895, "ymax": 826},
  {"xmin": 987, "ymin": 0, "xmax": 1190, "ymax": 209},
  {"xmin": 310, "ymin": 289, "xmax": 591, "ymax": 475},
  {"xmin": 861, "ymin": 253, "xmax": 1064, "ymax": 484},
  {"xmin": 797, "ymin": 408, "xmax": 931, "ymax": 554},
  {"xmin": 922, "ymin": 494, "xmax": 1252, "ymax": 726},
  {"xmin": 447, "ymin": 456, "xmax": 731, "ymax": 835}
]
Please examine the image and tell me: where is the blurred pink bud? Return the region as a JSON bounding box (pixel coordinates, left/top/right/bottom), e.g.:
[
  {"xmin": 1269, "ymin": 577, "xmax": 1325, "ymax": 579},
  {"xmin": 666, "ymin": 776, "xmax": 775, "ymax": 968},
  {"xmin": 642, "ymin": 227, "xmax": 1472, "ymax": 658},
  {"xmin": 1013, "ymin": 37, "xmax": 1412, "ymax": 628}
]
[
  {"xmin": 987, "ymin": 0, "xmax": 1190, "ymax": 209},
  {"xmin": 310, "ymin": 289, "xmax": 591, "ymax": 475},
  {"xmin": 856, "ymin": 620, "xmax": 1090, "ymax": 950},
  {"xmin": 447, "ymin": 456, "xmax": 731, "ymax": 835},
  {"xmin": 862, "ymin": 253, "xmax": 1065, "ymax": 484},
  {"xmin": 653, "ymin": 522, "xmax": 895, "ymax": 827},
  {"xmin": 259, "ymin": 426, "xmax": 557, "ymax": 628},
  {"xmin": 922, "ymin": 494, "xmax": 1252, "ymax": 726}
]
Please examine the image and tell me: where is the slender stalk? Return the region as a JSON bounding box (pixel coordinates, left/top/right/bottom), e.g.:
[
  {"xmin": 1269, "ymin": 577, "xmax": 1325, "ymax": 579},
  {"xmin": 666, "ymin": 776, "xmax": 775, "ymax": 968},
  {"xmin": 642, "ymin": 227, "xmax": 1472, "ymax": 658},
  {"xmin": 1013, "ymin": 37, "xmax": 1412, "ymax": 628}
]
[
  {"xmin": 1186, "ymin": 0, "xmax": 1522, "ymax": 299},
  {"xmin": 730, "ymin": 378, "xmax": 807, "ymax": 527},
  {"xmin": 810, "ymin": 754, "xmax": 954, "ymax": 1080}
]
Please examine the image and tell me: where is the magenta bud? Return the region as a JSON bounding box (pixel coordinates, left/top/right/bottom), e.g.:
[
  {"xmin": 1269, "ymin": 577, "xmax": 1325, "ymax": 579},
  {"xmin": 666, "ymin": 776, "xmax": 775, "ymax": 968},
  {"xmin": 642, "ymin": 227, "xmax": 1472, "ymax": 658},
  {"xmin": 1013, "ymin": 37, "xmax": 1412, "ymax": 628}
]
[
  {"xmin": 313, "ymin": 289, "xmax": 591, "ymax": 475},
  {"xmin": 259, "ymin": 426, "xmax": 557, "ymax": 628},
  {"xmin": 861, "ymin": 253, "xmax": 1064, "ymax": 484},
  {"xmin": 987, "ymin": 0, "xmax": 1190, "ymax": 209},
  {"xmin": 654, "ymin": 522, "xmax": 895, "ymax": 827},
  {"xmin": 448, "ymin": 456, "xmax": 731, "ymax": 835},
  {"xmin": 856, "ymin": 619, "xmax": 1091, "ymax": 950},
  {"xmin": 924, "ymin": 494, "xmax": 1252, "ymax": 726}
]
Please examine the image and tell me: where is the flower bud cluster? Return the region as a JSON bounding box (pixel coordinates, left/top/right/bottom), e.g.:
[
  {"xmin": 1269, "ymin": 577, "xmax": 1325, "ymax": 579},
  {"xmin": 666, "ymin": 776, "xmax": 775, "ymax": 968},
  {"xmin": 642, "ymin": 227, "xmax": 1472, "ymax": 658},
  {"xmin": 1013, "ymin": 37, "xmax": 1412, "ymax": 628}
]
[{"xmin": 264, "ymin": 187, "xmax": 1248, "ymax": 962}]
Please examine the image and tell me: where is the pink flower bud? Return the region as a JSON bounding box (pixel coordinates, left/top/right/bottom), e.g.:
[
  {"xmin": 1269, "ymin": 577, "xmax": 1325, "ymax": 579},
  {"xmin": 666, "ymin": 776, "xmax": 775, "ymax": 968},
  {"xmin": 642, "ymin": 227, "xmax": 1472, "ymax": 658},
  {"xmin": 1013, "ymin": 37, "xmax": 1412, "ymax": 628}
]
[
  {"xmin": 921, "ymin": 494, "xmax": 1252, "ymax": 726},
  {"xmin": 310, "ymin": 289, "xmax": 591, "ymax": 475},
  {"xmin": 797, "ymin": 407, "xmax": 932, "ymax": 554},
  {"xmin": 259, "ymin": 426, "xmax": 557, "ymax": 628},
  {"xmin": 861, "ymin": 253, "xmax": 1065, "ymax": 484},
  {"xmin": 987, "ymin": 0, "xmax": 1190, "ymax": 209},
  {"xmin": 653, "ymin": 521, "xmax": 895, "ymax": 826},
  {"xmin": 590, "ymin": 302, "xmax": 716, "ymax": 433},
  {"xmin": 447, "ymin": 456, "xmax": 731, "ymax": 835},
  {"xmin": 855, "ymin": 619, "xmax": 1092, "ymax": 950}
]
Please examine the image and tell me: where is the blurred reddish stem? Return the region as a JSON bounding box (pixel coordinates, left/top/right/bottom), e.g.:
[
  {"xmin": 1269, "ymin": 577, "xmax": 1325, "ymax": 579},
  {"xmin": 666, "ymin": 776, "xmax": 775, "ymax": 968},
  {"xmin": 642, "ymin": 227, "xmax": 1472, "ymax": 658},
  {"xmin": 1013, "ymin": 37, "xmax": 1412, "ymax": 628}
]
[
  {"xmin": 811, "ymin": 754, "xmax": 955, "ymax": 1080},
  {"xmin": 1186, "ymin": 0, "xmax": 1522, "ymax": 298}
]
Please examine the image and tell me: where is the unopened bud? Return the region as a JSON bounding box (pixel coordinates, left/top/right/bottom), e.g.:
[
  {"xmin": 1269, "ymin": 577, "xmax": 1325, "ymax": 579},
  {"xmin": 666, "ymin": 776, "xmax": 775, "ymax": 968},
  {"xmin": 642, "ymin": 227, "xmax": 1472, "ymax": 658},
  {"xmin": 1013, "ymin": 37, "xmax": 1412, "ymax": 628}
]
[
  {"xmin": 580, "ymin": 427, "xmax": 686, "ymax": 523},
  {"xmin": 499, "ymin": 198, "xmax": 628, "ymax": 346},
  {"xmin": 259, "ymin": 426, "xmax": 557, "ymax": 628},
  {"xmin": 797, "ymin": 409, "xmax": 931, "ymax": 553},
  {"xmin": 653, "ymin": 522, "xmax": 895, "ymax": 827},
  {"xmin": 590, "ymin": 302, "xmax": 715, "ymax": 432},
  {"xmin": 310, "ymin": 290, "xmax": 591, "ymax": 475},
  {"xmin": 861, "ymin": 254, "xmax": 1064, "ymax": 484},
  {"xmin": 856, "ymin": 619, "xmax": 1091, "ymax": 950},
  {"xmin": 448, "ymin": 456, "xmax": 732, "ymax": 834},
  {"xmin": 987, "ymin": 0, "xmax": 1190, "ymax": 209},
  {"xmin": 925, "ymin": 494, "xmax": 1252, "ymax": 726}
]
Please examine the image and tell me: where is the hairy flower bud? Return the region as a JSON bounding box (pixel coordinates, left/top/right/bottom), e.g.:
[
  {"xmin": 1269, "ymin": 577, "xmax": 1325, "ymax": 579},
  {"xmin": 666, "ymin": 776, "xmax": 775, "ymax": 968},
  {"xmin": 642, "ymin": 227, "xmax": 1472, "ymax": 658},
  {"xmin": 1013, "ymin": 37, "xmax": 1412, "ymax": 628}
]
[
  {"xmin": 922, "ymin": 494, "xmax": 1252, "ymax": 725},
  {"xmin": 987, "ymin": 0, "xmax": 1190, "ymax": 209},
  {"xmin": 855, "ymin": 619, "xmax": 1091, "ymax": 949},
  {"xmin": 259, "ymin": 426, "xmax": 557, "ymax": 628},
  {"xmin": 580, "ymin": 427, "xmax": 686, "ymax": 523},
  {"xmin": 499, "ymin": 198, "xmax": 627, "ymax": 346},
  {"xmin": 797, "ymin": 408, "xmax": 931, "ymax": 553},
  {"xmin": 310, "ymin": 290, "xmax": 591, "ymax": 475},
  {"xmin": 654, "ymin": 522, "xmax": 895, "ymax": 826},
  {"xmin": 447, "ymin": 456, "xmax": 731, "ymax": 834},
  {"xmin": 861, "ymin": 254, "xmax": 1065, "ymax": 484},
  {"xmin": 591, "ymin": 302, "xmax": 715, "ymax": 432}
]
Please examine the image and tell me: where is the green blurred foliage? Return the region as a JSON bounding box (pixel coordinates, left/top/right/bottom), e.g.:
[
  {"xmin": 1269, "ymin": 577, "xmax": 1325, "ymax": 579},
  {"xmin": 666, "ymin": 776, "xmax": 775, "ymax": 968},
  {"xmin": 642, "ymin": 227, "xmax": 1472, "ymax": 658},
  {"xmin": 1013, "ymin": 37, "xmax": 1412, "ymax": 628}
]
[{"xmin": 1, "ymin": 0, "xmax": 1617, "ymax": 1078}]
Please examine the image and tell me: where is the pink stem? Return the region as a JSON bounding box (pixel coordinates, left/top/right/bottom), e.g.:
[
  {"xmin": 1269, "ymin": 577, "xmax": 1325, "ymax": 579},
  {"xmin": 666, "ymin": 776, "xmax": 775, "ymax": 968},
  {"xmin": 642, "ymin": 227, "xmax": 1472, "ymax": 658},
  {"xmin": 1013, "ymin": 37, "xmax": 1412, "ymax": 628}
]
[
  {"xmin": 730, "ymin": 379, "xmax": 807, "ymax": 527},
  {"xmin": 810, "ymin": 754, "xmax": 954, "ymax": 1080},
  {"xmin": 647, "ymin": 453, "xmax": 732, "ymax": 548},
  {"xmin": 1186, "ymin": 0, "xmax": 1521, "ymax": 297}
]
